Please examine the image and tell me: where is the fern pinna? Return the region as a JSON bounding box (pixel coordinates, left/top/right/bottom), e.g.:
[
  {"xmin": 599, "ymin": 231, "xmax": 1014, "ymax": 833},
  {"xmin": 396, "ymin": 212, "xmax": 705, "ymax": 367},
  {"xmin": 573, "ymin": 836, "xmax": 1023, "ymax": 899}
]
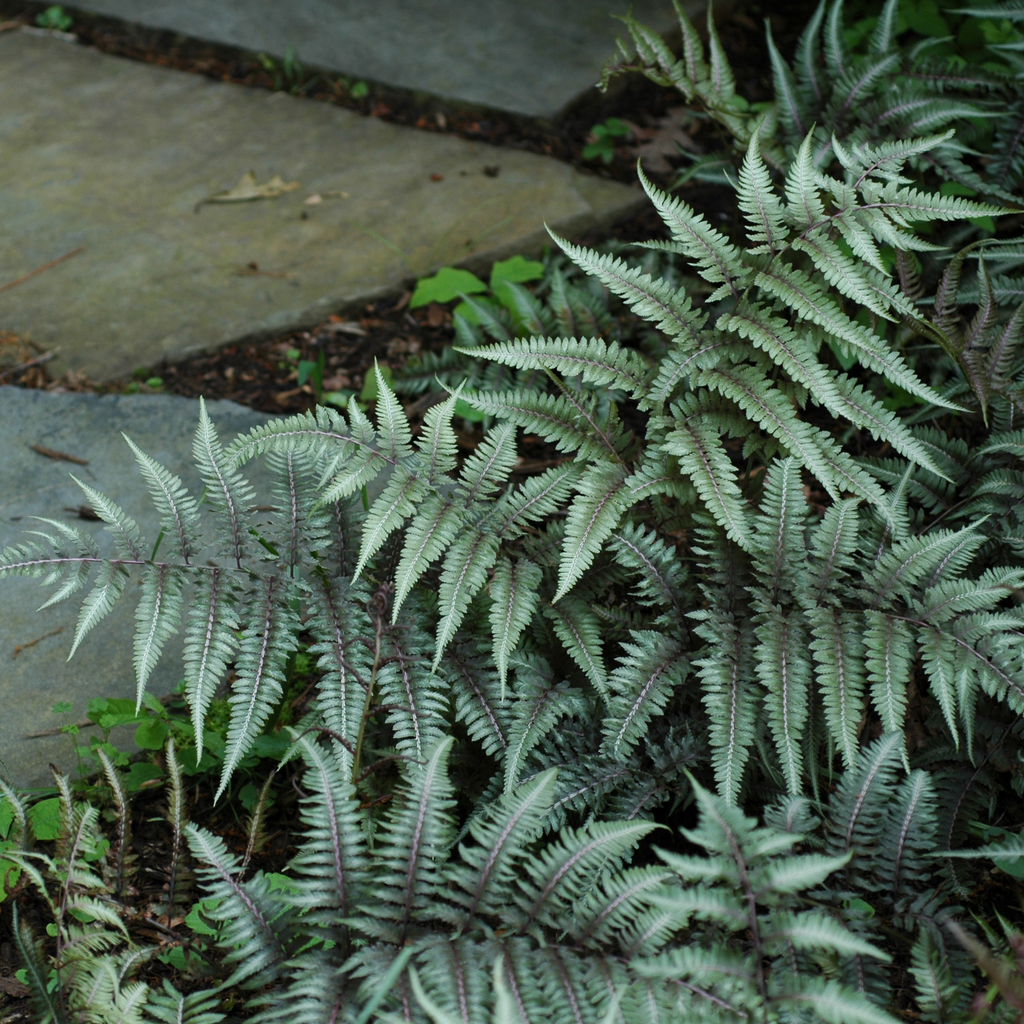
[{"xmin": 3, "ymin": 95, "xmax": 1024, "ymax": 1021}]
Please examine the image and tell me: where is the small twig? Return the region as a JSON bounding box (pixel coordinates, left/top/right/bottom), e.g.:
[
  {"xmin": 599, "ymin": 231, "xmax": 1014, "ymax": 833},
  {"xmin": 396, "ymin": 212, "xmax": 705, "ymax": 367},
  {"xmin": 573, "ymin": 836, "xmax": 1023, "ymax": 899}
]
[
  {"xmin": 12, "ymin": 626, "xmax": 63, "ymax": 661},
  {"xmin": 354, "ymin": 754, "xmax": 416, "ymax": 786},
  {"xmin": 0, "ymin": 246, "xmax": 85, "ymax": 293},
  {"xmin": 30, "ymin": 444, "xmax": 88, "ymax": 465},
  {"xmin": 0, "ymin": 351, "xmax": 56, "ymax": 381},
  {"xmin": 24, "ymin": 718, "xmax": 90, "ymax": 739}
]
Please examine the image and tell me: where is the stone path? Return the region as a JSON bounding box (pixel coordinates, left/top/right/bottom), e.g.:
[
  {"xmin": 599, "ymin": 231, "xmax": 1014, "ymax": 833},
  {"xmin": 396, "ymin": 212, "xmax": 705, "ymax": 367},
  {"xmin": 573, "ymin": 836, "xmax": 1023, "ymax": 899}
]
[
  {"xmin": 0, "ymin": 30, "xmax": 641, "ymax": 382},
  {"xmin": 65, "ymin": 0, "xmax": 678, "ymax": 118},
  {"xmin": 0, "ymin": 388, "xmax": 272, "ymax": 788},
  {"xmin": 0, "ymin": 1, "xmax": 687, "ymax": 787}
]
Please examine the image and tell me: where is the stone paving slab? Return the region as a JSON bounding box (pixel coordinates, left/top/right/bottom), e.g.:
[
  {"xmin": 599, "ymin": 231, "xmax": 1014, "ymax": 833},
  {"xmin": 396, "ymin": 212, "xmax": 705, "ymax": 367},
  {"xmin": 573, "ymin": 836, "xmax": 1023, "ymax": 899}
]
[
  {"xmin": 65, "ymin": 0, "xmax": 681, "ymax": 119},
  {"xmin": 0, "ymin": 32, "xmax": 641, "ymax": 382},
  {"xmin": 0, "ymin": 388, "xmax": 272, "ymax": 789}
]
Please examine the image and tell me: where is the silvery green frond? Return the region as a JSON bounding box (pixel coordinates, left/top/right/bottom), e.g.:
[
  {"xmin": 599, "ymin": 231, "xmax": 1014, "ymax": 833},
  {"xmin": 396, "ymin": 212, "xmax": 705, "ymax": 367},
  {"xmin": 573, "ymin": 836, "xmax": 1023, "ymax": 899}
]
[
  {"xmin": 217, "ymin": 575, "xmax": 301, "ymax": 798},
  {"xmin": 808, "ymin": 606, "xmax": 867, "ymax": 767},
  {"xmin": 661, "ymin": 395, "xmax": 752, "ymax": 547},
  {"xmin": 556, "ymin": 462, "xmax": 630, "ymax": 601},
  {"xmin": 392, "ymin": 495, "xmax": 460, "ymax": 620},
  {"xmin": 286, "ymin": 735, "xmax": 367, "ymax": 919},
  {"xmin": 738, "ymin": 132, "xmax": 788, "ymax": 253},
  {"xmin": 68, "ymin": 561, "xmax": 130, "ymax": 660},
  {"xmin": 489, "ymin": 556, "xmax": 542, "ymax": 694},
  {"xmin": 692, "ymin": 609, "xmax": 757, "ymax": 803},
  {"xmin": 755, "ymin": 602, "xmax": 811, "ymax": 795},
  {"xmin": 144, "ymin": 981, "xmax": 225, "ymax": 1024},
  {"xmin": 637, "ymin": 167, "xmax": 748, "ymax": 296},
  {"xmin": 445, "ymin": 768, "xmax": 557, "ymax": 925},
  {"xmin": 354, "ymin": 465, "xmax": 429, "ymax": 580},
  {"xmin": 434, "ymin": 528, "xmax": 499, "ymax": 668},
  {"xmin": 462, "ymin": 335, "xmax": 651, "ymax": 400},
  {"xmin": 70, "ymin": 476, "xmax": 144, "ymax": 560},
  {"xmin": 443, "ymin": 645, "xmax": 510, "ymax": 755},
  {"xmin": 547, "ymin": 592, "xmax": 607, "ymax": 692},
  {"xmin": 603, "ymin": 631, "xmax": 687, "ymax": 756},
  {"xmin": 503, "ymin": 657, "xmax": 584, "ymax": 792},
  {"xmin": 511, "ymin": 819, "xmax": 656, "ymax": 933},
  {"xmin": 491, "ymin": 464, "xmax": 578, "ymax": 539},
  {"xmin": 379, "ymin": 607, "xmax": 449, "ymax": 761},
  {"xmin": 133, "ymin": 563, "xmax": 185, "ymax": 704},
  {"xmin": 193, "ymin": 398, "xmax": 255, "ymax": 567},
  {"xmin": 183, "ymin": 567, "xmax": 240, "ymax": 759},
  {"xmin": 366, "ymin": 738, "xmax": 457, "ymax": 940},
  {"xmin": 305, "ymin": 574, "xmax": 372, "ymax": 769},
  {"xmin": 185, "ymin": 825, "xmax": 298, "ymax": 991},
  {"xmin": 415, "ymin": 387, "xmax": 460, "ymax": 484},
  {"xmin": 121, "ymin": 434, "xmax": 201, "ymax": 563},
  {"xmin": 548, "ymin": 235, "xmax": 707, "ymax": 346},
  {"xmin": 460, "ymin": 387, "xmax": 617, "ymax": 462}
]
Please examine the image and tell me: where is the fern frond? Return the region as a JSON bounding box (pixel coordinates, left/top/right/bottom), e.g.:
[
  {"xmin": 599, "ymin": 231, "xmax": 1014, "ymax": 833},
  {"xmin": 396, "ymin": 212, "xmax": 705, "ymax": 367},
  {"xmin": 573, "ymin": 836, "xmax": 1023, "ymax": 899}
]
[
  {"xmin": 603, "ymin": 631, "xmax": 687, "ymax": 756},
  {"xmin": 185, "ymin": 825, "xmax": 297, "ymax": 991},
  {"xmin": 183, "ymin": 568, "xmax": 240, "ymax": 759},
  {"xmin": 864, "ymin": 612, "xmax": 914, "ymax": 747},
  {"xmin": 661, "ymin": 396, "xmax": 752, "ymax": 547},
  {"xmin": 556, "ymin": 463, "xmax": 630, "ymax": 601},
  {"xmin": 460, "ymin": 336, "xmax": 650, "ymax": 399},
  {"xmin": 368, "ymin": 738, "xmax": 456, "ymax": 941},
  {"xmin": 144, "ymin": 981, "xmax": 224, "ymax": 1024},
  {"xmin": 513, "ymin": 819, "xmax": 657, "ymax": 932},
  {"xmin": 738, "ymin": 132, "xmax": 789, "ymax": 253},
  {"xmin": 808, "ymin": 606, "xmax": 866, "ymax": 768},
  {"xmin": 447, "ymin": 769, "xmax": 557, "ymax": 927},
  {"xmin": 392, "ymin": 495, "xmax": 460, "ymax": 621},
  {"xmin": 380, "ymin": 617, "xmax": 449, "ymax": 761},
  {"xmin": 489, "ymin": 556, "xmax": 542, "ymax": 694},
  {"xmin": 132, "ymin": 564, "xmax": 184, "ymax": 704},
  {"xmin": 120, "ymin": 435, "xmax": 200, "ymax": 564},
  {"xmin": 67, "ymin": 561, "xmax": 130, "ymax": 661},
  {"xmin": 354, "ymin": 466, "xmax": 428, "ymax": 580},
  {"xmin": 218, "ymin": 576, "xmax": 300, "ymax": 798},
  {"xmin": 286, "ymin": 736, "xmax": 367, "ymax": 920},
  {"xmin": 434, "ymin": 530, "xmax": 499, "ymax": 669},
  {"xmin": 637, "ymin": 167, "xmax": 749, "ymax": 297},
  {"xmin": 692, "ymin": 610, "xmax": 757, "ymax": 802},
  {"xmin": 193, "ymin": 398, "xmax": 254, "ymax": 568},
  {"xmin": 756, "ymin": 603, "xmax": 811, "ymax": 795}
]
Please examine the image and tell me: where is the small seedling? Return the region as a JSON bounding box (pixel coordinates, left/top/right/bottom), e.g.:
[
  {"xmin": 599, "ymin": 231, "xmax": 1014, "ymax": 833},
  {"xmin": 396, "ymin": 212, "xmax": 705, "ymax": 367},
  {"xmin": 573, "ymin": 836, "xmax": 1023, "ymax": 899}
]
[
  {"xmin": 583, "ymin": 118, "xmax": 630, "ymax": 164},
  {"xmin": 297, "ymin": 349, "xmax": 326, "ymax": 401},
  {"xmin": 410, "ymin": 267, "xmax": 488, "ymax": 308},
  {"xmin": 36, "ymin": 5, "xmax": 73, "ymax": 31},
  {"xmin": 350, "ymin": 80, "xmax": 370, "ymax": 99},
  {"xmin": 258, "ymin": 48, "xmax": 310, "ymax": 93}
]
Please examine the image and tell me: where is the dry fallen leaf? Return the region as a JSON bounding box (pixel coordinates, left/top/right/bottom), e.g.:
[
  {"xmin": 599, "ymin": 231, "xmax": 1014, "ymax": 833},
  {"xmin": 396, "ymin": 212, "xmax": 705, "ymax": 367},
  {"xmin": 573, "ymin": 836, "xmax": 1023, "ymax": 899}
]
[
  {"xmin": 321, "ymin": 320, "xmax": 367, "ymax": 336},
  {"xmin": 626, "ymin": 108, "xmax": 699, "ymax": 175},
  {"xmin": 304, "ymin": 190, "xmax": 349, "ymax": 206},
  {"xmin": 202, "ymin": 171, "xmax": 299, "ymax": 206}
]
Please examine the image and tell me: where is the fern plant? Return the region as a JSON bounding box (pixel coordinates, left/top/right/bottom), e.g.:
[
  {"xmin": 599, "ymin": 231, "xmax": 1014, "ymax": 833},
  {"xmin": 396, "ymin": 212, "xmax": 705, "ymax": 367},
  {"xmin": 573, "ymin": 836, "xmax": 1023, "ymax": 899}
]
[
  {"xmin": 4, "ymin": 56, "xmax": 1024, "ymax": 1017},
  {"xmin": 606, "ymin": 0, "xmax": 1024, "ymax": 199},
  {"xmin": 179, "ymin": 738, "xmax": 905, "ymax": 1022}
]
